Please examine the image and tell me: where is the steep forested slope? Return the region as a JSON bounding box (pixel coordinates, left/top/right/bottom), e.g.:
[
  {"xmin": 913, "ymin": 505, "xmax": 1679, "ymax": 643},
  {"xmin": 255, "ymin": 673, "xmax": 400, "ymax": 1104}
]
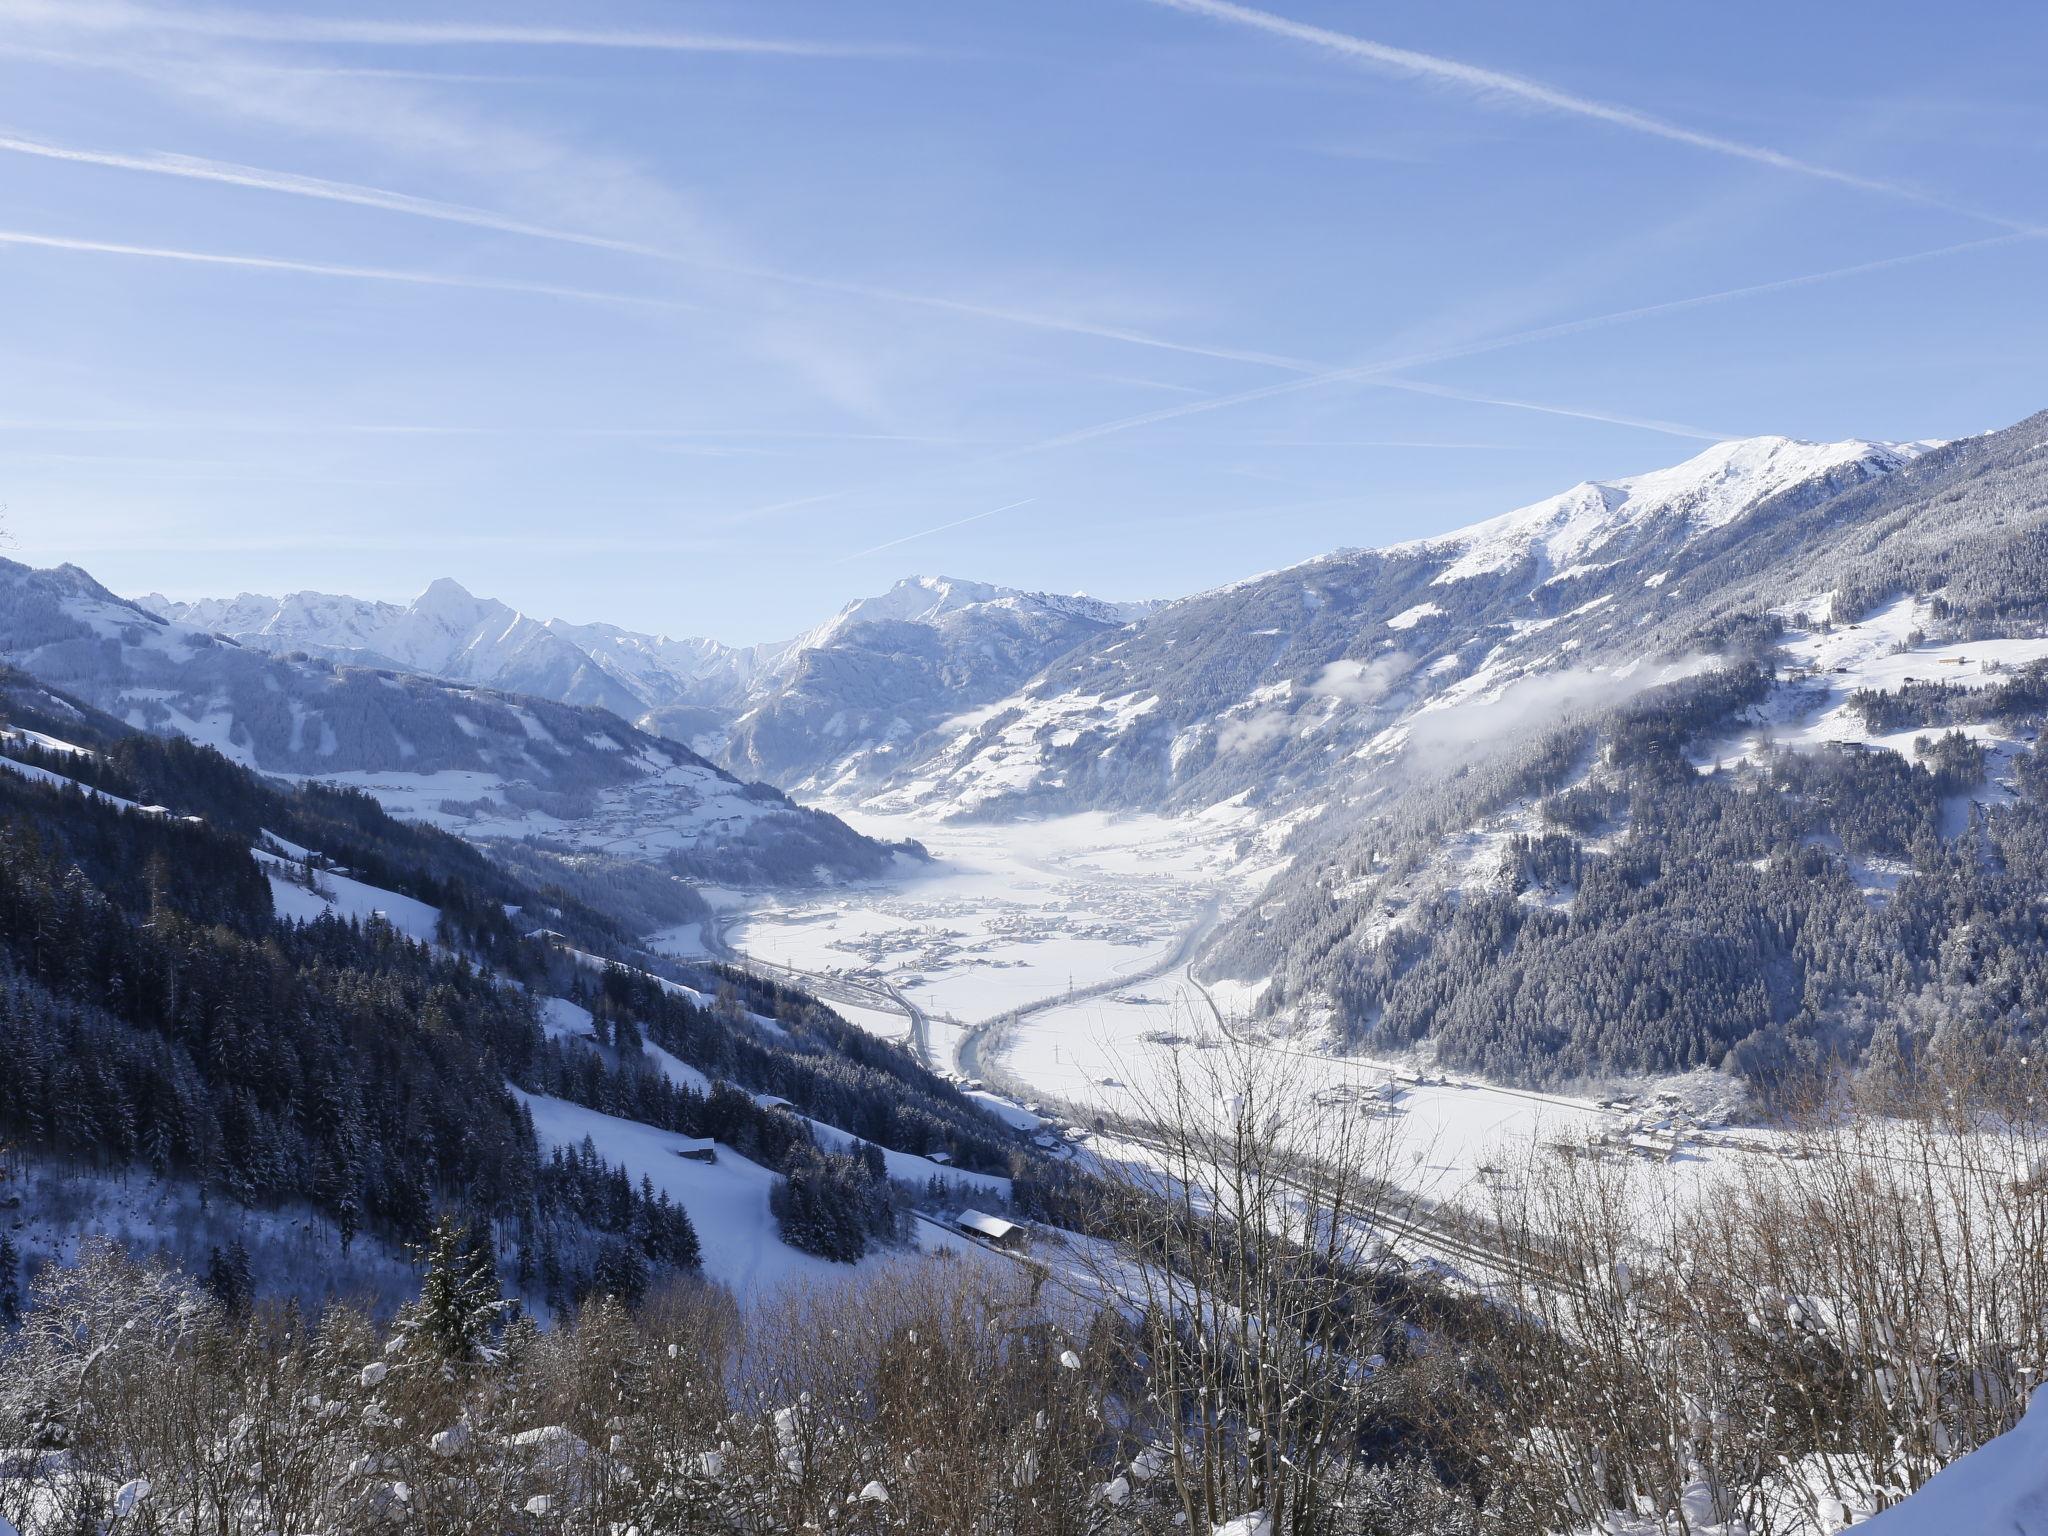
[
  {"xmin": 0, "ymin": 681, "xmax": 1024, "ymax": 1305},
  {"xmin": 863, "ymin": 435, "xmax": 1925, "ymax": 819},
  {"xmin": 1207, "ymin": 411, "xmax": 2048, "ymax": 1090}
]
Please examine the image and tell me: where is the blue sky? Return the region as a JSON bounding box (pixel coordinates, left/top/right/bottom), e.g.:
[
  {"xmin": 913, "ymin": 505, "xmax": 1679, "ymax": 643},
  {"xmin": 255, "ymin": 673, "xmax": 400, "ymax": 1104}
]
[{"xmin": 4, "ymin": 0, "xmax": 2044, "ymax": 644}]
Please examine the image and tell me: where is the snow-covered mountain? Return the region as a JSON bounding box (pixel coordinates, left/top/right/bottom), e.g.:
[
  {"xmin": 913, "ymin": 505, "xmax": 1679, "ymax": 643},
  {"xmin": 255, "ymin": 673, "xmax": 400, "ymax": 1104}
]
[
  {"xmin": 140, "ymin": 578, "xmax": 708, "ymax": 721},
  {"xmin": 858, "ymin": 434, "xmax": 1934, "ymax": 820},
  {"xmin": 1388, "ymin": 434, "xmax": 1932, "ymax": 584},
  {"xmin": 146, "ymin": 572, "xmax": 1157, "ymax": 793},
  {"xmin": 718, "ymin": 575, "xmax": 1157, "ymax": 792},
  {"xmin": 9, "ymin": 561, "xmax": 907, "ymax": 885}
]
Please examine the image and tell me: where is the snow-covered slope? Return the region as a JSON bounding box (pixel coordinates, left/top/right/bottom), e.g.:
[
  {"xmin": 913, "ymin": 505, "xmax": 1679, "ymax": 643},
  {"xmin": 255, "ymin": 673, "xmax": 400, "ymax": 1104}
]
[
  {"xmin": 720, "ymin": 575, "xmax": 1158, "ymax": 792},
  {"xmin": 1395, "ymin": 435, "xmax": 1931, "ymax": 585},
  {"xmin": 5, "ymin": 560, "xmax": 904, "ymax": 885},
  {"xmin": 859, "ymin": 435, "xmax": 1933, "ymax": 820},
  {"xmin": 144, "ymin": 577, "xmax": 712, "ymax": 720},
  {"xmin": 1857, "ymin": 1393, "xmax": 2048, "ymax": 1532},
  {"xmin": 150, "ymin": 572, "xmax": 1158, "ymax": 793}
]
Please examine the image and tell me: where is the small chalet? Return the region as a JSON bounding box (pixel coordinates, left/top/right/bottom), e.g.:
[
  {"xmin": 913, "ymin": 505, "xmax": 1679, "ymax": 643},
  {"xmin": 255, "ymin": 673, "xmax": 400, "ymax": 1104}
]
[{"xmin": 954, "ymin": 1209, "xmax": 1030, "ymax": 1253}]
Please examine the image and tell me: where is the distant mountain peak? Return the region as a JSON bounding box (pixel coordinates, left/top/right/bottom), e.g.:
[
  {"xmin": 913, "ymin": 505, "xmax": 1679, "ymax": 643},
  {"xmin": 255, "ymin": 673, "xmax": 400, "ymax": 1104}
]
[{"xmin": 416, "ymin": 575, "xmax": 483, "ymax": 607}]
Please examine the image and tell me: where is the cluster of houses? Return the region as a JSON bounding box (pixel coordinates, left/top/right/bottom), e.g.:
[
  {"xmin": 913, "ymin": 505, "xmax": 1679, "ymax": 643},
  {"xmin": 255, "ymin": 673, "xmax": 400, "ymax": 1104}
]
[{"xmin": 1571, "ymin": 1091, "xmax": 1715, "ymax": 1164}]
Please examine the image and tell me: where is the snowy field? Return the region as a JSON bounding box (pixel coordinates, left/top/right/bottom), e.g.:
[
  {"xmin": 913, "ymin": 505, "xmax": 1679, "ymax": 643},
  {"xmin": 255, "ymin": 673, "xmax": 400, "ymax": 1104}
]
[
  {"xmin": 724, "ymin": 804, "xmax": 1269, "ymax": 1035},
  {"xmin": 1003, "ymin": 982, "xmax": 1778, "ymax": 1213},
  {"xmin": 254, "ymin": 846, "xmax": 443, "ymax": 943},
  {"xmin": 1695, "ymin": 593, "xmax": 2048, "ymax": 774},
  {"xmin": 713, "ymin": 801, "xmax": 1768, "ymax": 1218},
  {"xmin": 512, "ymin": 1090, "xmax": 997, "ymax": 1295}
]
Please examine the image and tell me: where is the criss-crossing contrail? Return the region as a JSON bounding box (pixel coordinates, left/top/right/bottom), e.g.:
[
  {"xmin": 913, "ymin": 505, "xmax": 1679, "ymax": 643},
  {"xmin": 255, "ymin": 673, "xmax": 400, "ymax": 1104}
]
[
  {"xmin": 0, "ymin": 133, "xmax": 666, "ymax": 256},
  {"xmin": 836, "ymin": 499, "xmax": 1036, "ymax": 562},
  {"xmin": 0, "ymin": 131, "xmax": 1319, "ymax": 375},
  {"xmin": 1140, "ymin": 0, "xmax": 2039, "ymax": 233},
  {"xmin": 1375, "ymin": 380, "xmax": 1729, "ymax": 442},
  {"xmin": 991, "ymin": 230, "xmax": 2038, "ymax": 456}
]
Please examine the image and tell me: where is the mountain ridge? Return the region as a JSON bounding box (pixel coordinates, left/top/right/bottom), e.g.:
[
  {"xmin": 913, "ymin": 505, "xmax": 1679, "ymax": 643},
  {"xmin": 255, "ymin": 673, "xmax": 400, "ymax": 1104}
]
[
  {"xmin": 6, "ymin": 559, "xmax": 910, "ymax": 886},
  {"xmin": 144, "ymin": 570, "xmax": 1160, "ymax": 792}
]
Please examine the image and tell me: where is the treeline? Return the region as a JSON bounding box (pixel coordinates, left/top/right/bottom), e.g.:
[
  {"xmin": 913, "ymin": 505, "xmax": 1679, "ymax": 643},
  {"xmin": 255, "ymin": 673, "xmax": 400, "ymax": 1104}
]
[
  {"xmin": 0, "ymin": 799, "xmax": 713, "ymax": 1312},
  {"xmin": 0, "ymin": 685, "xmax": 1039, "ymax": 1301},
  {"xmin": 0, "ymin": 678, "xmax": 633, "ymax": 964},
  {"xmin": 582, "ymin": 964, "xmax": 1015, "ymax": 1175},
  {"xmin": 1849, "ymin": 657, "xmax": 2048, "ymax": 732}
]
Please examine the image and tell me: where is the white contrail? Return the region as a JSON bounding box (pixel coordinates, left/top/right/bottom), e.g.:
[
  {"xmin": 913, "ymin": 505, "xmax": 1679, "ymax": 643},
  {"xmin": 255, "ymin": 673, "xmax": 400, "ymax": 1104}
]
[
  {"xmin": 0, "ymin": 1, "xmax": 912, "ymax": 56},
  {"xmin": 836, "ymin": 498, "xmax": 1036, "ymax": 562},
  {"xmin": 741, "ymin": 230, "xmax": 2022, "ymax": 513},
  {"xmin": 0, "ymin": 133, "xmax": 665, "ymax": 256},
  {"xmin": 0, "ymin": 228, "xmax": 700, "ymax": 310},
  {"xmin": 0, "ymin": 131, "xmax": 1318, "ymax": 374},
  {"xmin": 995, "ymin": 231, "xmax": 2038, "ymax": 456},
  {"xmin": 0, "ymin": 417, "xmax": 984, "ymax": 442},
  {"xmin": 1141, "ymin": 0, "xmax": 2034, "ymax": 231},
  {"xmin": 1375, "ymin": 380, "xmax": 1729, "ymax": 441}
]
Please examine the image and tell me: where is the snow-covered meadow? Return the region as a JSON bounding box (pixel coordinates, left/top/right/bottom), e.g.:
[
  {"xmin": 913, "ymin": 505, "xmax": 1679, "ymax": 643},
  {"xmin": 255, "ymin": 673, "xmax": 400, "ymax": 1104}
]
[
  {"xmin": 723, "ymin": 805, "xmax": 1259, "ymax": 1035},
  {"xmin": 714, "ymin": 800, "xmax": 1781, "ymax": 1223}
]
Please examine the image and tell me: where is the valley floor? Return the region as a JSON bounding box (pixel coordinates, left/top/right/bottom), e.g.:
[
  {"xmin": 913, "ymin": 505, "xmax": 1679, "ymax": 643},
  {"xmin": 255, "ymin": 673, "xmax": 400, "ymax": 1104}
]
[{"xmin": 704, "ymin": 804, "xmax": 1784, "ymax": 1227}]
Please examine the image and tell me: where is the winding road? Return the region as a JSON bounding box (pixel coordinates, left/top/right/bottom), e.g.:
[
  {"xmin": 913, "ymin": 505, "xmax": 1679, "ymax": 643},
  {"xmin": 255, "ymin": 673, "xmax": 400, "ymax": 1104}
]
[
  {"xmin": 954, "ymin": 892, "xmax": 1225, "ymax": 1090},
  {"xmin": 705, "ymin": 891, "xmax": 1582, "ymax": 1289},
  {"xmin": 706, "ymin": 890, "xmax": 1228, "ymax": 1088}
]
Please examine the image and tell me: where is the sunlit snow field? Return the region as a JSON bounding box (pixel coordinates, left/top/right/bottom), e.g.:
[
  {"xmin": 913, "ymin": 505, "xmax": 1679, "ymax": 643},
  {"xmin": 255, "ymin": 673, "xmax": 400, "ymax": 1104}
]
[{"xmin": 715, "ymin": 802, "xmax": 1783, "ymax": 1217}]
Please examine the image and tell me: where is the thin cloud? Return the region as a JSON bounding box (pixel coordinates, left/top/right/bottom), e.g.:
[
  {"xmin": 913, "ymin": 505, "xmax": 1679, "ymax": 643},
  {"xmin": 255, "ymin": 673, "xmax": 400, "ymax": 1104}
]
[
  {"xmin": 0, "ymin": 418, "xmax": 977, "ymax": 441},
  {"xmin": 836, "ymin": 498, "xmax": 1036, "ymax": 563},
  {"xmin": 1243, "ymin": 438, "xmax": 1533, "ymax": 450},
  {"xmin": 1142, "ymin": 0, "xmax": 2035, "ymax": 232},
  {"xmin": 1375, "ymin": 380, "xmax": 1729, "ymax": 441},
  {"xmin": 0, "ymin": 228, "xmax": 701, "ymax": 311},
  {"xmin": 992, "ymin": 231, "xmax": 2038, "ymax": 457},
  {"xmin": 0, "ymin": 1, "xmax": 915, "ymax": 57},
  {"xmin": 0, "ymin": 130, "xmax": 1315, "ymax": 374},
  {"xmin": 0, "ymin": 132, "xmax": 664, "ymax": 256},
  {"xmin": 739, "ymin": 230, "xmax": 2029, "ymax": 523}
]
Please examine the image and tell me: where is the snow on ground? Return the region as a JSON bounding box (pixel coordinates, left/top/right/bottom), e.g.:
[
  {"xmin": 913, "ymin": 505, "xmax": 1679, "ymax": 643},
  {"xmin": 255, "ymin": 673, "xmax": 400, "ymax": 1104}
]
[
  {"xmin": 0, "ymin": 752, "xmax": 148, "ymax": 812},
  {"xmin": 1385, "ymin": 600, "xmax": 1442, "ymax": 630},
  {"xmin": 713, "ymin": 801, "xmax": 1749, "ymax": 1219},
  {"xmin": 640, "ymin": 1039, "xmax": 713, "ymax": 1095},
  {"xmin": 716, "ymin": 803, "xmax": 1740, "ymax": 1219},
  {"xmin": 824, "ymin": 998, "xmax": 917, "ymax": 1043},
  {"xmin": 966, "ymin": 1090, "xmax": 1045, "ymax": 1130},
  {"xmin": 538, "ymin": 995, "xmax": 595, "ymax": 1043},
  {"xmin": 646, "ymin": 920, "xmax": 709, "ymax": 958},
  {"xmin": 0, "ymin": 725, "xmax": 89, "ymax": 755},
  {"xmin": 259, "ymin": 756, "xmax": 814, "ymax": 866},
  {"xmin": 725, "ymin": 808, "xmax": 1253, "ymax": 1035},
  {"xmin": 511, "ymin": 1089, "xmax": 988, "ymax": 1293},
  {"xmin": 1692, "ymin": 594, "xmax": 2048, "ymax": 773},
  {"xmin": 253, "ymin": 848, "xmax": 441, "ymax": 943},
  {"xmin": 864, "ymin": 690, "xmax": 1162, "ymax": 816},
  {"xmin": 1003, "ymin": 976, "xmax": 1775, "ymax": 1219},
  {"xmin": 1858, "ymin": 1393, "xmax": 2048, "ymax": 1533},
  {"xmin": 257, "ymin": 827, "xmax": 318, "ymax": 860},
  {"xmin": 800, "ymin": 1116, "xmax": 1011, "ymax": 1198},
  {"xmin": 537, "ymin": 995, "xmax": 716, "ymax": 1096},
  {"xmin": 1401, "ymin": 437, "xmax": 1921, "ymax": 587},
  {"xmin": 0, "ymin": 1154, "xmax": 418, "ymax": 1315}
]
